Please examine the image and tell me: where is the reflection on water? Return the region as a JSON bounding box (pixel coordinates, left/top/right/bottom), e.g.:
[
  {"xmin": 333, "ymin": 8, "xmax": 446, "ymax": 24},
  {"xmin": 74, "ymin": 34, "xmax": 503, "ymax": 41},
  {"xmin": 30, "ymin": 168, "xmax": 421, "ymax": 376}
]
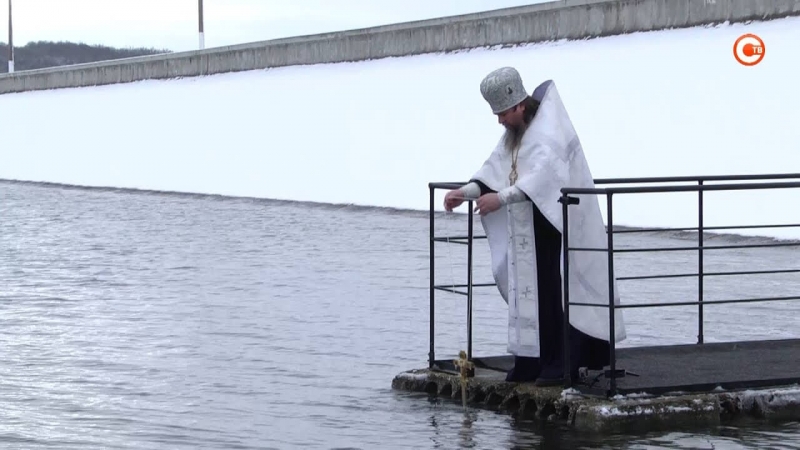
[{"xmin": 0, "ymin": 180, "xmax": 798, "ymax": 449}]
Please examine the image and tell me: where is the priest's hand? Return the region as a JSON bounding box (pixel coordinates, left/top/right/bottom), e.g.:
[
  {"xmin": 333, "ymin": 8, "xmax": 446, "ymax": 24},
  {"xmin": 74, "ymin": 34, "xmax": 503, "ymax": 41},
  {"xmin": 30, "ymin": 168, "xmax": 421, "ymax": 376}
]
[
  {"xmin": 444, "ymin": 189, "xmax": 465, "ymax": 212},
  {"xmin": 474, "ymin": 193, "xmax": 501, "ymax": 216}
]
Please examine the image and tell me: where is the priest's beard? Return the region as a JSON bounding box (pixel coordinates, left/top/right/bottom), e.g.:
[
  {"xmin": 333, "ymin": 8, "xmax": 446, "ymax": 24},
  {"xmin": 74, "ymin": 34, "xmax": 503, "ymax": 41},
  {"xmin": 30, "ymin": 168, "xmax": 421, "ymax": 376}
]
[{"xmin": 503, "ymin": 121, "xmax": 529, "ymax": 152}]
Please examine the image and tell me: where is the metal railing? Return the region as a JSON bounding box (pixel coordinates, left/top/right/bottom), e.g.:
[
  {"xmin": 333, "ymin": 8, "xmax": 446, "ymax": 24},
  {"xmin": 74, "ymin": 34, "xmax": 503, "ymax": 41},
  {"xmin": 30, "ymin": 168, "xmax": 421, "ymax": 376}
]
[{"xmin": 428, "ymin": 173, "xmax": 800, "ymax": 397}]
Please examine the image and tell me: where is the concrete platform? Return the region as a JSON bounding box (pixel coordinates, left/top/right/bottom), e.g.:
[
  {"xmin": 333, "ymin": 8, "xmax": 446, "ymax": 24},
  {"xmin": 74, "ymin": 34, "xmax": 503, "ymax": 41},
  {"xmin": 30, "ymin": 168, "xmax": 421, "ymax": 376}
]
[
  {"xmin": 431, "ymin": 339, "xmax": 800, "ymax": 396},
  {"xmin": 611, "ymin": 338, "xmax": 800, "ymax": 395},
  {"xmin": 392, "ymin": 339, "xmax": 800, "ymax": 433}
]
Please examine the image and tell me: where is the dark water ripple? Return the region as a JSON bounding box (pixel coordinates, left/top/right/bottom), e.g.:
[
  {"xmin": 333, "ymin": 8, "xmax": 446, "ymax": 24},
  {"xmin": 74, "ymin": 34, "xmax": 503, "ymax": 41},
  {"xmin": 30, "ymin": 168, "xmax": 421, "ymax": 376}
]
[{"xmin": 0, "ymin": 180, "xmax": 799, "ymax": 449}]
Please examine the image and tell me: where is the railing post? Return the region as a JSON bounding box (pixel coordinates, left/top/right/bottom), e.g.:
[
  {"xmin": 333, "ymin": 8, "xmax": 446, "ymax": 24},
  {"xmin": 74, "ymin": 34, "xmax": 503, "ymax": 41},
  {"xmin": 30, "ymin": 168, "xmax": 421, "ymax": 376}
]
[
  {"xmin": 698, "ymin": 180, "xmax": 704, "ymax": 344},
  {"xmin": 560, "ymin": 193, "xmax": 573, "ymax": 388},
  {"xmin": 429, "ymin": 185, "xmax": 436, "ymax": 368},
  {"xmin": 607, "ymin": 193, "xmax": 617, "ymax": 397},
  {"xmin": 467, "ymin": 199, "xmax": 474, "ymax": 360}
]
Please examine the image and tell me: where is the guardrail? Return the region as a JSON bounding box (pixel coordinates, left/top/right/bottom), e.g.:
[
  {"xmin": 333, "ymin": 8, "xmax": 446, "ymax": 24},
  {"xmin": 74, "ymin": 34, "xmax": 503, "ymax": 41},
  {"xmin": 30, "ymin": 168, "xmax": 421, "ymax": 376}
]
[{"xmin": 428, "ymin": 173, "xmax": 800, "ymax": 397}]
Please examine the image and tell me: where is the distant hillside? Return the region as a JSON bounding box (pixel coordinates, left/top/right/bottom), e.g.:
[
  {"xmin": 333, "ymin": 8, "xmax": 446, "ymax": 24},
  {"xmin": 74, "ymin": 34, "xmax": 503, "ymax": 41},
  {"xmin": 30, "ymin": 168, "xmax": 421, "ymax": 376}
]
[{"xmin": 0, "ymin": 41, "xmax": 170, "ymax": 73}]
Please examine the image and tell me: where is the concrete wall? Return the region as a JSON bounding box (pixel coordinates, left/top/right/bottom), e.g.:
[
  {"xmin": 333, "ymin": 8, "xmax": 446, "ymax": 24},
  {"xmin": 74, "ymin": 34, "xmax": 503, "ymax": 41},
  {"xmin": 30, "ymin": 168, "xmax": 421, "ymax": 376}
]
[{"xmin": 1, "ymin": 0, "xmax": 798, "ymax": 95}]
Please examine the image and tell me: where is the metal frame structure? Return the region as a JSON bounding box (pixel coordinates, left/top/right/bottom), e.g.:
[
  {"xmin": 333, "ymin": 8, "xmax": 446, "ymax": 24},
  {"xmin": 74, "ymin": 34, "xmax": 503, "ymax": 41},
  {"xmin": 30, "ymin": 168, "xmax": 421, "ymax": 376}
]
[{"xmin": 428, "ymin": 173, "xmax": 800, "ymax": 397}]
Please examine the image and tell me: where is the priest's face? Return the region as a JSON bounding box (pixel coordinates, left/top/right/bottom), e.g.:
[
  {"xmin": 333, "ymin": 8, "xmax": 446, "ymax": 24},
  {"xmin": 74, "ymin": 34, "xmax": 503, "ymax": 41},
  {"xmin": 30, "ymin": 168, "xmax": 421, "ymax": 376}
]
[
  {"xmin": 499, "ymin": 102, "xmax": 528, "ymax": 151},
  {"xmin": 496, "ymin": 103, "xmax": 525, "ymax": 130}
]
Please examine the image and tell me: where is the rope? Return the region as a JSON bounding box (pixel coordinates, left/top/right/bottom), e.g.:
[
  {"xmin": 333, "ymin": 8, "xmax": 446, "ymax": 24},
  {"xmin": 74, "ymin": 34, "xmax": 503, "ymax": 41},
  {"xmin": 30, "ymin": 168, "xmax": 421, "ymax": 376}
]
[
  {"xmin": 439, "ymin": 209, "xmax": 462, "ymax": 356},
  {"xmin": 440, "ymin": 197, "xmax": 479, "ymax": 296},
  {"xmin": 442, "ymin": 209, "xmax": 458, "ymax": 295},
  {"xmin": 444, "ymin": 211, "xmax": 475, "ymax": 412},
  {"xmin": 439, "ymin": 199, "xmax": 480, "ymax": 409}
]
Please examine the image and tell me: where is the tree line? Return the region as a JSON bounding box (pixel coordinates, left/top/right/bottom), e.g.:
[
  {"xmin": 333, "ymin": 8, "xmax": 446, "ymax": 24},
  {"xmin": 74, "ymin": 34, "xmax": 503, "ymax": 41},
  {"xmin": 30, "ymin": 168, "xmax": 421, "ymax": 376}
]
[{"xmin": 0, "ymin": 41, "xmax": 169, "ymax": 73}]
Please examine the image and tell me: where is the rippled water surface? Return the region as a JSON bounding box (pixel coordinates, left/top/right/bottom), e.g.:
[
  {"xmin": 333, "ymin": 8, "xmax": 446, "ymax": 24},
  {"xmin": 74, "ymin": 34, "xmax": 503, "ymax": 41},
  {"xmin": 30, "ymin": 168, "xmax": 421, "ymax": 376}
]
[{"xmin": 1, "ymin": 180, "xmax": 799, "ymax": 449}]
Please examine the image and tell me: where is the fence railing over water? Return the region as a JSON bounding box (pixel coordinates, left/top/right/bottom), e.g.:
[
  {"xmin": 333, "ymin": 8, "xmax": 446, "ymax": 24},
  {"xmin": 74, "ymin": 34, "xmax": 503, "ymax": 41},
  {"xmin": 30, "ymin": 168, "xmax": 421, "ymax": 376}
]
[{"xmin": 428, "ymin": 173, "xmax": 800, "ymax": 397}]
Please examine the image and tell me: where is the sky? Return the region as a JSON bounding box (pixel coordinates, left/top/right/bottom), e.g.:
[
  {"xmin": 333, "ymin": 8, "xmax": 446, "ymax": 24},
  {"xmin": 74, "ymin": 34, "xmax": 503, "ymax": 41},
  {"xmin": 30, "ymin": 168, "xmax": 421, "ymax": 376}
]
[
  {"xmin": 1, "ymin": 14, "xmax": 797, "ymax": 239},
  {"xmin": 0, "ymin": 0, "xmax": 547, "ymax": 52}
]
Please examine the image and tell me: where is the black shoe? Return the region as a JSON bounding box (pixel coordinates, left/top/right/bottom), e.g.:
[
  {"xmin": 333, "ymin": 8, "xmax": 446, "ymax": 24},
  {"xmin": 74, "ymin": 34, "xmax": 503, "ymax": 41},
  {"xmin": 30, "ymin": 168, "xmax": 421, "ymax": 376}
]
[
  {"xmin": 534, "ymin": 362, "xmax": 568, "ymax": 387},
  {"xmin": 505, "ymin": 356, "xmax": 541, "ymax": 382},
  {"xmin": 534, "ymin": 376, "xmax": 564, "ymax": 387}
]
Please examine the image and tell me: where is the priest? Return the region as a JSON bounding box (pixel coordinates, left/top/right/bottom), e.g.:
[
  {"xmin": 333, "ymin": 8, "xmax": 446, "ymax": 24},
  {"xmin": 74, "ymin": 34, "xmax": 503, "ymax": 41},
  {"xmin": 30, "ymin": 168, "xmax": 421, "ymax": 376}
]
[{"xmin": 443, "ymin": 67, "xmax": 627, "ymax": 386}]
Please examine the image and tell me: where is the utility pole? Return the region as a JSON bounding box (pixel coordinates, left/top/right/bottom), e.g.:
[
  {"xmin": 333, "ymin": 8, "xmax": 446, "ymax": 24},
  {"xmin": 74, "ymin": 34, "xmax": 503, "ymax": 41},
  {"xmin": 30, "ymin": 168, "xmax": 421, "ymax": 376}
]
[
  {"xmin": 7, "ymin": 0, "xmax": 13, "ymax": 73},
  {"xmin": 198, "ymin": 0, "xmax": 204, "ymax": 50}
]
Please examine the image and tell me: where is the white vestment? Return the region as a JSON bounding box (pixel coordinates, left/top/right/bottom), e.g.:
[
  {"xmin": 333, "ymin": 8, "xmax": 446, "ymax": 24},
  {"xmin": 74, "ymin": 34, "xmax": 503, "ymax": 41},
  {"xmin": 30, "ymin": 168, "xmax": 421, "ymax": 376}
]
[{"xmin": 471, "ymin": 80, "xmax": 627, "ymax": 357}]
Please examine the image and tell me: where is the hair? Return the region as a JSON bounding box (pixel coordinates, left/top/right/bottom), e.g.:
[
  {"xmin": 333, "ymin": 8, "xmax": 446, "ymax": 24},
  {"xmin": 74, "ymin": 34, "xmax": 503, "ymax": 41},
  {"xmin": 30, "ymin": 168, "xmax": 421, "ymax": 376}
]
[{"xmin": 520, "ymin": 96, "xmax": 540, "ymax": 124}]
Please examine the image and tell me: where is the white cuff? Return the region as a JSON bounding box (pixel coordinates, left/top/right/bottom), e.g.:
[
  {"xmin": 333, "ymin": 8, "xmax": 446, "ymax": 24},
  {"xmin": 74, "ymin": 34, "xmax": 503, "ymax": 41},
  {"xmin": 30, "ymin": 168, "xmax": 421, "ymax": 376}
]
[
  {"xmin": 459, "ymin": 182, "xmax": 481, "ymax": 200},
  {"xmin": 498, "ymin": 185, "xmax": 527, "ymax": 205}
]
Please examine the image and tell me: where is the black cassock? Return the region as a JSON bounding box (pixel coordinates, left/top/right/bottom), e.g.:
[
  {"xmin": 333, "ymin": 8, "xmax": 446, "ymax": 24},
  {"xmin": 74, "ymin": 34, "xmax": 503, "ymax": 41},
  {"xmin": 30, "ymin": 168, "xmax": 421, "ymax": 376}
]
[{"xmin": 471, "ymin": 180, "xmax": 610, "ymax": 386}]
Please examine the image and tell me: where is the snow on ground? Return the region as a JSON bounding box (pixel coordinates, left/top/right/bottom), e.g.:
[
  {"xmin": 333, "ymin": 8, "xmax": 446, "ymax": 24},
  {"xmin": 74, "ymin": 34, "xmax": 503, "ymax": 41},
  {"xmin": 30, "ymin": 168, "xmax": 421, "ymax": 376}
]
[{"xmin": 1, "ymin": 16, "xmax": 799, "ymax": 238}]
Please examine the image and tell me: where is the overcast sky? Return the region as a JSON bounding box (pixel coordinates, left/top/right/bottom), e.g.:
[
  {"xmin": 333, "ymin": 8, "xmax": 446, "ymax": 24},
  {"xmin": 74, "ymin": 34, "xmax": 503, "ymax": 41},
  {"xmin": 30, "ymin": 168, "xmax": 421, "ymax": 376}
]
[{"xmin": 0, "ymin": 0, "xmax": 548, "ymax": 52}]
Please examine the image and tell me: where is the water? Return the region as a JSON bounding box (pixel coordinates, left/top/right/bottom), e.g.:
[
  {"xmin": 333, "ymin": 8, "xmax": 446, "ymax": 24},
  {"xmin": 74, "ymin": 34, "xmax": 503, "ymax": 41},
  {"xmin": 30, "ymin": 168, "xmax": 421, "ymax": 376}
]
[{"xmin": 1, "ymin": 180, "xmax": 798, "ymax": 449}]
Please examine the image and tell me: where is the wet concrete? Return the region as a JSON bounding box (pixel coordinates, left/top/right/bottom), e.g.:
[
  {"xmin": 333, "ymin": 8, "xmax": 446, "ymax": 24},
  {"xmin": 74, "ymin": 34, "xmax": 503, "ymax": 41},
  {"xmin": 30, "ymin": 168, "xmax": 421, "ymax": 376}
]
[{"xmin": 392, "ymin": 367, "xmax": 800, "ymax": 433}]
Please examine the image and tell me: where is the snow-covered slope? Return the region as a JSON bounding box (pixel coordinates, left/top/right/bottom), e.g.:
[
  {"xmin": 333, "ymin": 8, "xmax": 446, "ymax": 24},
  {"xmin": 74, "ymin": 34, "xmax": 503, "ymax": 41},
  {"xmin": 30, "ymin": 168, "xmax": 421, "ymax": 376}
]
[{"xmin": 1, "ymin": 16, "xmax": 798, "ymax": 238}]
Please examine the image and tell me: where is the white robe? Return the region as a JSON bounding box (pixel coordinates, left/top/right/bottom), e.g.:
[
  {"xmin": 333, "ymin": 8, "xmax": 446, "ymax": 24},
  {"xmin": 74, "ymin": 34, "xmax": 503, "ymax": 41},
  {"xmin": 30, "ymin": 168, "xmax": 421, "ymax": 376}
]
[{"xmin": 471, "ymin": 80, "xmax": 627, "ymax": 357}]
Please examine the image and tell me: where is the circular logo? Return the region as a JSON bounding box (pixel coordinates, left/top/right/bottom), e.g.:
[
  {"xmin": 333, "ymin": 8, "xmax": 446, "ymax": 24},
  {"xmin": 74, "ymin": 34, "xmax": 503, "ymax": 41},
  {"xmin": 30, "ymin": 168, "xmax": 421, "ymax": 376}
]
[{"xmin": 733, "ymin": 34, "xmax": 765, "ymax": 66}]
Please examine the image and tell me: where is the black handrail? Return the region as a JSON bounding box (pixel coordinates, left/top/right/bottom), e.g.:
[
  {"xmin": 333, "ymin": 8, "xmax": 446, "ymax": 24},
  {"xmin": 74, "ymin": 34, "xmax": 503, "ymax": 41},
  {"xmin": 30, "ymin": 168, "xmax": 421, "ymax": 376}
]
[
  {"xmin": 430, "ymin": 173, "xmax": 800, "ymax": 189},
  {"xmin": 559, "ymin": 175, "xmax": 800, "ymax": 396},
  {"xmin": 428, "ymin": 173, "xmax": 800, "ymax": 398}
]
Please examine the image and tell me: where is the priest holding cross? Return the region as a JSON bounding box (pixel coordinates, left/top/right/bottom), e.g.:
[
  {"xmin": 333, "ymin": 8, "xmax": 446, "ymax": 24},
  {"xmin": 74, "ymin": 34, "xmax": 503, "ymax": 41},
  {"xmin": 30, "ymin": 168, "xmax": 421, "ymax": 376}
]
[{"xmin": 444, "ymin": 67, "xmax": 627, "ymax": 386}]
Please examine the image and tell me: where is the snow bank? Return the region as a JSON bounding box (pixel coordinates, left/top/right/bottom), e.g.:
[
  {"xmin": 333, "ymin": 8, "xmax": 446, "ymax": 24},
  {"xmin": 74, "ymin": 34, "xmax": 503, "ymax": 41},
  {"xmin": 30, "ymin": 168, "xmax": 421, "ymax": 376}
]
[{"xmin": 1, "ymin": 16, "xmax": 799, "ymax": 238}]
